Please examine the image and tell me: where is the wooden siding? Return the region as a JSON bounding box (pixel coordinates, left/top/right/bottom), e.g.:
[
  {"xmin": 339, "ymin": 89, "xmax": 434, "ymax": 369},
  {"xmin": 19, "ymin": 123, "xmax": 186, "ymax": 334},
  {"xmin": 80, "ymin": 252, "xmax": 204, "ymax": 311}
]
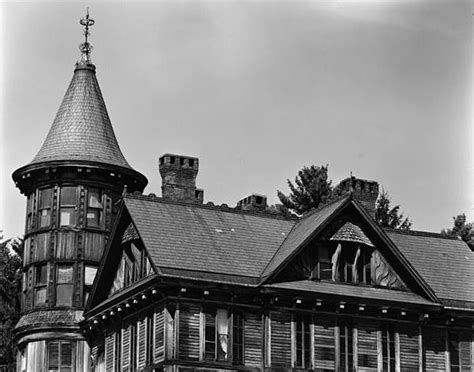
[
  {"xmin": 56, "ymin": 230, "xmax": 76, "ymax": 259},
  {"xmin": 270, "ymin": 311, "xmax": 291, "ymax": 367},
  {"xmin": 398, "ymin": 324, "xmax": 419, "ymax": 371},
  {"xmin": 458, "ymin": 331, "xmax": 473, "ymax": 372},
  {"xmin": 244, "ymin": 312, "xmax": 262, "ymax": 367},
  {"xmin": 84, "ymin": 232, "xmax": 105, "ymax": 261},
  {"xmin": 154, "ymin": 305, "xmax": 165, "ymax": 364},
  {"xmin": 178, "ymin": 304, "xmax": 201, "ymax": 361},
  {"xmin": 314, "ymin": 316, "xmax": 336, "ymax": 371},
  {"xmin": 423, "ymin": 327, "xmax": 446, "ymax": 371},
  {"xmin": 357, "ymin": 320, "xmax": 378, "ymax": 371}
]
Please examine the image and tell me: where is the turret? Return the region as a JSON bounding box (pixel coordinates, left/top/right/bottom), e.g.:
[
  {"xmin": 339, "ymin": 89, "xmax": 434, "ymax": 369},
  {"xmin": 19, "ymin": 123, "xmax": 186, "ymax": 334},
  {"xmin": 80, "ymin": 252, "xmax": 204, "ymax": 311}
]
[{"xmin": 11, "ymin": 11, "xmax": 147, "ymax": 371}]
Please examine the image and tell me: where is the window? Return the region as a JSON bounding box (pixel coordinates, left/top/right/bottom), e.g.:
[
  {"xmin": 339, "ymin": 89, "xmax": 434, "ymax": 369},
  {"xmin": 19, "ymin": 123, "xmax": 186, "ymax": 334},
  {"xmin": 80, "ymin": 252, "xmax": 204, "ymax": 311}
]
[
  {"xmin": 294, "ymin": 314, "xmax": 312, "ymax": 368},
  {"xmin": 381, "ymin": 326, "xmax": 396, "ymax": 372},
  {"xmin": 339, "ymin": 320, "xmax": 353, "ymax": 372},
  {"xmin": 56, "ymin": 265, "xmax": 73, "ymax": 306},
  {"xmin": 232, "ymin": 312, "xmax": 244, "ymax": 365},
  {"xmin": 86, "ymin": 188, "xmax": 103, "ymax": 228},
  {"xmin": 47, "ymin": 341, "xmax": 74, "ymax": 372},
  {"xmin": 26, "ymin": 193, "xmax": 34, "ymax": 232},
  {"xmin": 204, "ymin": 308, "xmax": 244, "ymax": 362},
  {"xmin": 38, "ymin": 188, "xmax": 53, "ymax": 228},
  {"xmin": 83, "ymin": 265, "xmax": 97, "ymax": 306},
  {"xmin": 59, "ymin": 186, "xmax": 77, "ymax": 227},
  {"xmin": 313, "ymin": 245, "xmax": 332, "ymax": 280},
  {"xmin": 146, "ymin": 310, "xmax": 155, "ymax": 365},
  {"xmin": 34, "ymin": 264, "xmax": 48, "ymax": 306},
  {"xmin": 448, "ymin": 331, "xmax": 460, "ymax": 372},
  {"xmin": 312, "ymin": 243, "xmax": 372, "ymax": 284},
  {"xmin": 20, "ymin": 348, "xmax": 26, "ymax": 372}
]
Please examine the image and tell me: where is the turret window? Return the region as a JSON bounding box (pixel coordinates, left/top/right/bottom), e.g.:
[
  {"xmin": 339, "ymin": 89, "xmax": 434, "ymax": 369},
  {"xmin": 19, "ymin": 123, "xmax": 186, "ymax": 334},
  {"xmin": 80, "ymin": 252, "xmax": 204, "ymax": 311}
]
[
  {"xmin": 47, "ymin": 341, "xmax": 74, "ymax": 372},
  {"xmin": 87, "ymin": 188, "xmax": 103, "ymax": 228},
  {"xmin": 38, "ymin": 188, "xmax": 53, "ymax": 228},
  {"xmin": 83, "ymin": 265, "xmax": 98, "ymax": 306},
  {"xmin": 34, "ymin": 264, "xmax": 48, "ymax": 306},
  {"xmin": 59, "ymin": 186, "xmax": 77, "ymax": 227},
  {"xmin": 56, "ymin": 265, "xmax": 74, "ymax": 306}
]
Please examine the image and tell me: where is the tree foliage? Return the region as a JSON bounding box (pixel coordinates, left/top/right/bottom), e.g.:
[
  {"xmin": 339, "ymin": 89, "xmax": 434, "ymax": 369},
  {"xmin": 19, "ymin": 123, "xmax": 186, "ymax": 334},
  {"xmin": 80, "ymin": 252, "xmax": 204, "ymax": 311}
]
[
  {"xmin": 0, "ymin": 236, "xmax": 23, "ymax": 365},
  {"xmin": 277, "ymin": 165, "xmax": 332, "ymax": 215},
  {"xmin": 441, "ymin": 214, "xmax": 474, "ymax": 249},
  {"xmin": 374, "ymin": 190, "xmax": 411, "ymax": 230}
]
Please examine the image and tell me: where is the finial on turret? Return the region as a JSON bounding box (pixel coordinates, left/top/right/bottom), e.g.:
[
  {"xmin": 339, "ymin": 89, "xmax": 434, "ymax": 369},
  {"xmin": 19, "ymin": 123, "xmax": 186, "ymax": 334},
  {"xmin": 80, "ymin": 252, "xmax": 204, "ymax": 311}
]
[{"xmin": 78, "ymin": 8, "xmax": 95, "ymax": 65}]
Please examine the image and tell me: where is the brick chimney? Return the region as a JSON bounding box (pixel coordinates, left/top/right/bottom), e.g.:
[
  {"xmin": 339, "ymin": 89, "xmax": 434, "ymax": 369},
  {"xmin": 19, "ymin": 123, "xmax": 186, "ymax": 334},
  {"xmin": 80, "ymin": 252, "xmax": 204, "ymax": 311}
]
[
  {"xmin": 237, "ymin": 194, "xmax": 267, "ymax": 211},
  {"xmin": 334, "ymin": 177, "xmax": 379, "ymax": 218},
  {"xmin": 159, "ymin": 154, "xmax": 204, "ymax": 204}
]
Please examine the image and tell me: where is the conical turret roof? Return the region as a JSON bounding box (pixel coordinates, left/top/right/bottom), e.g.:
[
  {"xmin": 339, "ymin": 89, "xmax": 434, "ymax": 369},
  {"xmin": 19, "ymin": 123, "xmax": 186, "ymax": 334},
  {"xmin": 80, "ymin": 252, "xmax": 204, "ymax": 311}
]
[{"xmin": 29, "ymin": 64, "xmax": 132, "ymax": 169}]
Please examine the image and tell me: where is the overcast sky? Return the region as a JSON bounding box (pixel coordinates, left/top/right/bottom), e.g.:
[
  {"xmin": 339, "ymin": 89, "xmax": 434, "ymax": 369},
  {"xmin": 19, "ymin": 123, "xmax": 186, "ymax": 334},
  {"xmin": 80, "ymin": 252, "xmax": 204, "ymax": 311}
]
[{"xmin": 1, "ymin": 0, "xmax": 472, "ymax": 239}]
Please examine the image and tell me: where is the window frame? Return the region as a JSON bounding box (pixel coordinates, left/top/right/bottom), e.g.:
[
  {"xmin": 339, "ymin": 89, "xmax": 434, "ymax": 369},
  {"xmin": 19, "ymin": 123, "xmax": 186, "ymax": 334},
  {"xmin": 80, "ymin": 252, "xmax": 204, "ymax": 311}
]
[
  {"xmin": 86, "ymin": 188, "xmax": 104, "ymax": 228},
  {"xmin": 38, "ymin": 188, "xmax": 53, "ymax": 228},
  {"xmin": 202, "ymin": 308, "xmax": 244, "ymax": 364},
  {"xmin": 83, "ymin": 264, "xmax": 98, "ymax": 306},
  {"xmin": 34, "ymin": 263, "xmax": 48, "ymax": 307},
  {"xmin": 46, "ymin": 340, "xmax": 75, "ymax": 372},
  {"xmin": 381, "ymin": 325, "xmax": 397, "ymax": 372},
  {"xmin": 293, "ymin": 313, "xmax": 312, "ymax": 369},
  {"xmin": 55, "ymin": 264, "xmax": 74, "ymax": 307},
  {"xmin": 59, "ymin": 186, "xmax": 77, "ymax": 227}
]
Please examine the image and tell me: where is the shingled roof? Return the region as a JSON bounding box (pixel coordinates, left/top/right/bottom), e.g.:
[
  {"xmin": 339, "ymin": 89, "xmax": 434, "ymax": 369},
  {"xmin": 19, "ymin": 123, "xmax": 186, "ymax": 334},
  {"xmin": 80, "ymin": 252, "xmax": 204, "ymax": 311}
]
[
  {"xmin": 125, "ymin": 195, "xmax": 295, "ymax": 280},
  {"xmin": 28, "ymin": 64, "xmax": 133, "ymax": 169},
  {"xmin": 386, "ymin": 229, "xmax": 474, "ymax": 305}
]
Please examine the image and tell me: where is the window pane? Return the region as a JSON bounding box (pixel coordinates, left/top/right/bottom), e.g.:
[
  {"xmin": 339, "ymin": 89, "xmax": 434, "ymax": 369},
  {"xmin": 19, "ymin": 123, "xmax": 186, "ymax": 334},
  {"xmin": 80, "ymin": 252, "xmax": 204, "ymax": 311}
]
[
  {"xmin": 35, "ymin": 288, "xmax": 47, "ymax": 305},
  {"xmin": 39, "ymin": 189, "xmax": 52, "ymax": 209},
  {"xmin": 56, "ymin": 284, "xmax": 73, "ymax": 306},
  {"xmin": 40, "ymin": 209, "xmax": 51, "ymax": 227},
  {"xmin": 48, "ymin": 342, "xmax": 59, "ymax": 369},
  {"xmin": 84, "ymin": 266, "xmax": 97, "ymax": 286},
  {"xmin": 216, "ymin": 309, "xmax": 229, "ymax": 361},
  {"xmin": 61, "ymin": 342, "xmax": 73, "ymax": 367},
  {"xmin": 36, "ymin": 265, "xmax": 47, "ymax": 285},
  {"xmin": 57, "ymin": 266, "xmax": 73, "ymax": 283},
  {"xmin": 60, "ymin": 186, "xmax": 76, "ymax": 205},
  {"xmin": 88, "ymin": 189, "xmax": 102, "ymax": 208},
  {"xmin": 60, "ymin": 208, "xmax": 75, "ymax": 226},
  {"xmin": 86, "ymin": 209, "xmax": 100, "ymax": 227}
]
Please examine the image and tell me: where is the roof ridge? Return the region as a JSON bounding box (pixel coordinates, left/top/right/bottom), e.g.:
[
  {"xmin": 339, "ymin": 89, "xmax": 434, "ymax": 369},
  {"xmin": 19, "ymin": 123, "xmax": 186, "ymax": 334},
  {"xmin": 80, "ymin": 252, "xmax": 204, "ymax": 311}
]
[
  {"xmin": 124, "ymin": 192, "xmax": 298, "ymax": 221},
  {"xmin": 384, "ymin": 227, "xmax": 461, "ymax": 240},
  {"xmin": 299, "ymin": 193, "xmax": 351, "ymax": 220}
]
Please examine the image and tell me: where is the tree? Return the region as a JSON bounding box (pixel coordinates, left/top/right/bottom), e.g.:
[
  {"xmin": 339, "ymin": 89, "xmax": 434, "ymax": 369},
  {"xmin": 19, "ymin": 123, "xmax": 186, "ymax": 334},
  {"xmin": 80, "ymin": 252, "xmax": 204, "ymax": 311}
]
[
  {"xmin": 441, "ymin": 214, "xmax": 474, "ymax": 249},
  {"xmin": 277, "ymin": 165, "xmax": 332, "ymax": 215},
  {"xmin": 375, "ymin": 190, "xmax": 411, "ymax": 230},
  {"xmin": 0, "ymin": 236, "xmax": 23, "ymax": 366}
]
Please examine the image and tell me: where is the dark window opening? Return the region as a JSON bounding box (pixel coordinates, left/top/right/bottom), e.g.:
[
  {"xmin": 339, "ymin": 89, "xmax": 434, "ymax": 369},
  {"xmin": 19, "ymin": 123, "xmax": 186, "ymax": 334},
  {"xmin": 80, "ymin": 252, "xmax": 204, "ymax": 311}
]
[
  {"xmin": 47, "ymin": 341, "xmax": 74, "ymax": 372},
  {"xmin": 170, "ymin": 156, "xmax": 175, "ymax": 164},
  {"xmin": 180, "ymin": 157, "xmax": 185, "ymax": 166},
  {"xmin": 256, "ymin": 196, "xmax": 263, "ymax": 204},
  {"xmin": 189, "ymin": 159, "xmax": 194, "ymax": 167},
  {"xmin": 295, "ymin": 314, "xmax": 311, "ymax": 368}
]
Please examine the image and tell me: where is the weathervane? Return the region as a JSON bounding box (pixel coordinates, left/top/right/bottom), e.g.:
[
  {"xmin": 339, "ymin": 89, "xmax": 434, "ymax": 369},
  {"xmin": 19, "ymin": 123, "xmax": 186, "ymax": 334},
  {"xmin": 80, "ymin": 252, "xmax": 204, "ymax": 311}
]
[{"xmin": 79, "ymin": 8, "xmax": 95, "ymax": 64}]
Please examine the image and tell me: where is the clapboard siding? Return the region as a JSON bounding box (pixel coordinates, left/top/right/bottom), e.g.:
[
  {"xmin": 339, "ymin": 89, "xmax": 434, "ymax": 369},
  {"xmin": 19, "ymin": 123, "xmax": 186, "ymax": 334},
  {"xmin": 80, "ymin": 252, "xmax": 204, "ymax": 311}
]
[
  {"xmin": 423, "ymin": 327, "xmax": 446, "ymax": 371},
  {"xmin": 270, "ymin": 311, "xmax": 292, "ymax": 366},
  {"xmin": 399, "ymin": 324, "xmax": 419, "ymax": 371},
  {"xmin": 122, "ymin": 326, "xmax": 131, "ymax": 371},
  {"xmin": 154, "ymin": 305, "xmax": 165, "ymax": 364},
  {"xmin": 357, "ymin": 320, "xmax": 378, "ymax": 371},
  {"xmin": 178, "ymin": 304, "xmax": 201, "ymax": 360},
  {"xmin": 244, "ymin": 312, "xmax": 262, "ymax": 367},
  {"xmin": 314, "ymin": 316, "xmax": 336, "ymax": 371},
  {"xmin": 137, "ymin": 317, "xmax": 147, "ymax": 369}
]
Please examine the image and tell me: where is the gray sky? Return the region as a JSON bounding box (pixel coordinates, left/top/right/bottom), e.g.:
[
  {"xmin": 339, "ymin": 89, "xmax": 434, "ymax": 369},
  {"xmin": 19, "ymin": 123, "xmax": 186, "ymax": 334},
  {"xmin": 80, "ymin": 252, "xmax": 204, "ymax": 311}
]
[{"xmin": 1, "ymin": 0, "xmax": 472, "ymax": 239}]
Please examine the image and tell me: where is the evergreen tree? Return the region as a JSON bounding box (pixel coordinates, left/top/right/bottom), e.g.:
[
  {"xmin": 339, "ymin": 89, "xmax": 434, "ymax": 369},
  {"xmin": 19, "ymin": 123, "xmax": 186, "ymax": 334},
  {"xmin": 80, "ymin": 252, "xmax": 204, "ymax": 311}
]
[
  {"xmin": 375, "ymin": 190, "xmax": 411, "ymax": 230},
  {"xmin": 277, "ymin": 165, "xmax": 332, "ymax": 215},
  {"xmin": 441, "ymin": 214, "xmax": 473, "ymax": 249},
  {"xmin": 0, "ymin": 236, "xmax": 23, "ymax": 366}
]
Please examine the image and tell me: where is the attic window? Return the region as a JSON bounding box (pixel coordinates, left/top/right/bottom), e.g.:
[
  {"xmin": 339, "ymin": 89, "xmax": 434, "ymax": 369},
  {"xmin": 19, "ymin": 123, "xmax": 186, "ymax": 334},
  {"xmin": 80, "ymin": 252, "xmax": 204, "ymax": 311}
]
[{"xmin": 170, "ymin": 156, "xmax": 175, "ymax": 164}]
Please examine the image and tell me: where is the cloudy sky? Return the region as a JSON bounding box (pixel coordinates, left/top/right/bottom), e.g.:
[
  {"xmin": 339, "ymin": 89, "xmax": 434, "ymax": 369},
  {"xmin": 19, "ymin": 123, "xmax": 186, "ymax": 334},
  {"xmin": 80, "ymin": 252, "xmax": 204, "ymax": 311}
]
[{"xmin": 1, "ymin": 0, "xmax": 472, "ymax": 239}]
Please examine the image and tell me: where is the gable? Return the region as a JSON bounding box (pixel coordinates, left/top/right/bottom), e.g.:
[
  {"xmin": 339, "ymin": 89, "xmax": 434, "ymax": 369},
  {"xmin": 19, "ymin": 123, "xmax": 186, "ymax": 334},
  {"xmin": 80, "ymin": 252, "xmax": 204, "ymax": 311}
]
[
  {"xmin": 86, "ymin": 206, "xmax": 159, "ymax": 312},
  {"xmin": 263, "ymin": 197, "xmax": 438, "ymax": 303},
  {"xmin": 273, "ymin": 221, "xmax": 406, "ymax": 290},
  {"xmin": 109, "ymin": 224, "xmax": 155, "ymax": 296}
]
